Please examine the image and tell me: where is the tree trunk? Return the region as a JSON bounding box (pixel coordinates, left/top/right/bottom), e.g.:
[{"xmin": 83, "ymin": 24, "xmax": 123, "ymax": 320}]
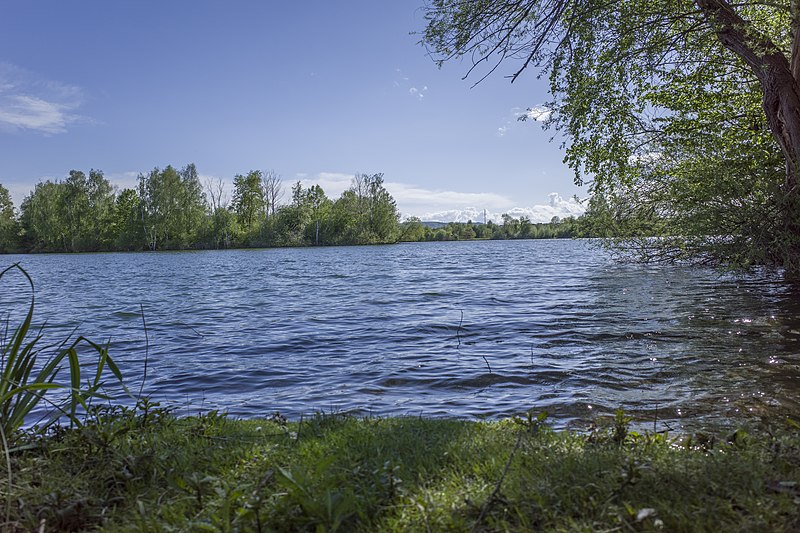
[
  {"xmin": 697, "ymin": 0, "xmax": 800, "ymax": 191},
  {"xmin": 697, "ymin": 0, "xmax": 800, "ymax": 272}
]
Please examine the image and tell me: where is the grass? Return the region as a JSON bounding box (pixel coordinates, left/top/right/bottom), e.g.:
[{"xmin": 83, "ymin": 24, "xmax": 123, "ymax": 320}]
[
  {"xmin": 4, "ymin": 405, "xmax": 800, "ymax": 532},
  {"xmin": 0, "ymin": 263, "xmax": 127, "ymax": 530},
  {"xmin": 0, "ymin": 264, "xmax": 126, "ymax": 442}
]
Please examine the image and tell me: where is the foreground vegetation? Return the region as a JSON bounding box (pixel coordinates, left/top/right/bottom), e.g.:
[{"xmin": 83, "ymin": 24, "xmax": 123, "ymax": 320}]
[{"xmin": 4, "ymin": 406, "xmax": 799, "ymax": 531}]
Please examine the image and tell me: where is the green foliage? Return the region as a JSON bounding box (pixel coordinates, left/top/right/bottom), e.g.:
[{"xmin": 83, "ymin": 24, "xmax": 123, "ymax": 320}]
[
  {"xmin": 0, "ymin": 184, "xmax": 19, "ymax": 253},
  {"xmin": 138, "ymin": 164, "xmax": 208, "ymax": 250},
  {"xmin": 422, "ymin": 0, "xmax": 800, "ymax": 273},
  {"xmin": 18, "ymin": 170, "xmax": 117, "ymax": 252},
  {"xmin": 232, "ymin": 170, "xmax": 266, "ymax": 240},
  {"xmin": 111, "ymin": 188, "xmax": 144, "ymax": 251},
  {"xmin": 399, "ymin": 215, "xmax": 582, "ymax": 242},
  {"xmin": 7, "ymin": 168, "xmax": 402, "ymax": 252},
  {"xmin": 0, "ymin": 264, "xmax": 125, "ymax": 440}
]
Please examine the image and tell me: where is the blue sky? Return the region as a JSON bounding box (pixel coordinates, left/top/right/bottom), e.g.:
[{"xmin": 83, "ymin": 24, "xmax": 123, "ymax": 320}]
[{"xmin": 0, "ymin": 1, "xmax": 584, "ymax": 222}]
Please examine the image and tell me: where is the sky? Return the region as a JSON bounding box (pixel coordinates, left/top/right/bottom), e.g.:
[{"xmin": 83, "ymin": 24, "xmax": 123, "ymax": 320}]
[{"xmin": 0, "ymin": 1, "xmax": 585, "ymax": 223}]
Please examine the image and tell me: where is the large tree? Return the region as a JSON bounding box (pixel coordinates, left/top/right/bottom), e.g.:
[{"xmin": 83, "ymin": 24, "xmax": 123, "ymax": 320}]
[{"xmin": 423, "ymin": 0, "xmax": 800, "ymax": 272}]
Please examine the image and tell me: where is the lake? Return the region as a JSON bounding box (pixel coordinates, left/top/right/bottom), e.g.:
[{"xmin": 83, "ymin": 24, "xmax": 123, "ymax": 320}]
[{"xmin": 3, "ymin": 239, "xmax": 799, "ymax": 430}]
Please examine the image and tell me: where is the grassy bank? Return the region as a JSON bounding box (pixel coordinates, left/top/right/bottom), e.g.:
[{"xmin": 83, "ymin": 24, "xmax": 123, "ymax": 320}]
[{"xmin": 4, "ymin": 404, "xmax": 799, "ymax": 532}]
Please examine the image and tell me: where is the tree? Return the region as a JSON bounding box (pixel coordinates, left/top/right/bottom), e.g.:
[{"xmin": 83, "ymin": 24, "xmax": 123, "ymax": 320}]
[
  {"xmin": 302, "ymin": 184, "xmax": 331, "ymax": 245},
  {"xmin": 204, "ymin": 177, "xmax": 238, "ymax": 249},
  {"xmin": 176, "ymin": 163, "xmax": 208, "ymax": 246},
  {"xmin": 423, "ymin": 0, "xmax": 800, "ymax": 272},
  {"xmin": 334, "ymin": 173, "xmax": 400, "ymax": 244},
  {"xmin": 232, "ymin": 170, "xmax": 266, "ymax": 237},
  {"xmin": 270, "ymin": 181, "xmax": 312, "ymax": 246},
  {"xmin": 0, "ymin": 184, "xmax": 19, "ymax": 252},
  {"xmin": 399, "ymin": 216, "xmax": 426, "ymax": 241},
  {"xmin": 262, "ymin": 170, "xmax": 284, "ymax": 220},
  {"xmin": 138, "ymin": 164, "xmax": 207, "ymax": 250},
  {"xmin": 365, "ymin": 173, "xmax": 400, "ymax": 242},
  {"xmin": 20, "ymin": 180, "xmax": 68, "ymax": 251},
  {"xmin": 112, "ymin": 188, "xmax": 143, "ymax": 250}
]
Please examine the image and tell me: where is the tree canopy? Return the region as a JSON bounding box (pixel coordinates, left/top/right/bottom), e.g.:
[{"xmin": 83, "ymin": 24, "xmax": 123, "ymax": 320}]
[
  {"xmin": 423, "ymin": 0, "xmax": 800, "ymax": 273},
  {"xmin": 1, "ymin": 168, "xmax": 402, "ymax": 253}
]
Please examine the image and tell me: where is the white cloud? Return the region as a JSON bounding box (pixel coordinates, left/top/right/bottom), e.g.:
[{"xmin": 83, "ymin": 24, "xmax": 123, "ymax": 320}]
[
  {"xmin": 385, "ymin": 182, "xmax": 512, "ymax": 211},
  {"xmin": 0, "ymin": 63, "xmax": 85, "ymax": 135},
  {"xmin": 409, "ymin": 86, "xmax": 427, "ymax": 100},
  {"xmin": 106, "ymin": 171, "xmax": 141, "ymax": 191},
  {"xmin": 497, "ymin": 105, "xmax": 552, "ymax": 137},
  {"xmin": 0, "ymin": 95, "xmax": 74, "ymax": 134},
  {"xmin": 394, "ymin": 67, "xmax": 428, "ymax": 100},
  {"xmin": 297, "ymin": 172, "xmax": 353, "ymax": 198},
  {"xmin": 517, "ymin": 105, "xmax": 552, "ymax": 122},
  {"xmin": 418, "ymin": 193, "xmax": 585, "ymax": 224}
]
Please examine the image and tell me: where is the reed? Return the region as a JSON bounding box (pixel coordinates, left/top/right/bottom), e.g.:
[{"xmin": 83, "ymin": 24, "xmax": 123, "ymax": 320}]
[{"xmin": 0, "ymin": 263, "xmax": 125, "ymax": 439}]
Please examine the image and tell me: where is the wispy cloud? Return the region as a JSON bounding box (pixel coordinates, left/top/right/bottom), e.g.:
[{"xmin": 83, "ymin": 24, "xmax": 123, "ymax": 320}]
[
  {"xmin": 497, "ymin": 105, "xmax": 552, "ymax": 136},
  {"xmin": 517, "ymin": 105, "xmax": 551, "ymax": 122},
  {"xmin": 408, "ymin": 86, "xmax": 428, "ymax": 100},
  {"xmin": 0, "ymin": 63, "xmax": 86, "ymax": 134},
  {"xmin": 394, "ymin": 67, "xmax": 428, "ymax": 101},
  {"xmin": 296, "ymin": 171, "xmax": 353, "ymax": 198},
  {"xmin": 385, "ymin": 182, "xmax": 512, "ymax": 211},
  {"xmin": 106, "ymin": 171, "xmax": 141, "ymax": 191}
]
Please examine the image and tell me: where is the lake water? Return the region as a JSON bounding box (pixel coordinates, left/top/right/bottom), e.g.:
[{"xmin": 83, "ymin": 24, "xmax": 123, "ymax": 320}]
[{"xmin": 3, "ymin": 239, "xmax": 800, "ymax": 431}]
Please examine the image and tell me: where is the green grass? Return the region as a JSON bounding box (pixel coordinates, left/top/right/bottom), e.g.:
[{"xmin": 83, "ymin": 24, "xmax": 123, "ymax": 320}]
[
  {"xmin": 5, "ymin": 406, "xmax": 800, "ymax": 532},
  {"xmin": 0, "ymin": 264, "xmax": 125, "ymax": 442}
]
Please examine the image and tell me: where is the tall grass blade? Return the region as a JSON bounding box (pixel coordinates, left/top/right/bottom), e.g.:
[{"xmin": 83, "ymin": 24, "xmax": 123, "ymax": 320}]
[{"xmin": 0, "ymin": 264, "xmax": 127, "ymax": 437}]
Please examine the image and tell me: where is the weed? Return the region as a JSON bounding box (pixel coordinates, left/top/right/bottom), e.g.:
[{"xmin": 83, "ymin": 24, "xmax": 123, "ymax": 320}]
[{"xmin": 0, "ymin": 264, "xmax": 126, "ymax": 439}]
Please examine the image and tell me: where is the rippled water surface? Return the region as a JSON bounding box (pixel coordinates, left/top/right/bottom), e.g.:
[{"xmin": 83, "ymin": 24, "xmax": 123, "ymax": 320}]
[{"xmin": 4, "ymin": 240, "xmax": 800, "ymax": 430}]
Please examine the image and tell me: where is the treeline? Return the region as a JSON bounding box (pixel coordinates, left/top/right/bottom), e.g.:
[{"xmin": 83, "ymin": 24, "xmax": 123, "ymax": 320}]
[
  {"xmin": 399, "ymin": 215, "xmax": 582, "ymax": 242},
  {"xmin": 0, "ymin": 165, "xmax": 401, "ymax": 253}
]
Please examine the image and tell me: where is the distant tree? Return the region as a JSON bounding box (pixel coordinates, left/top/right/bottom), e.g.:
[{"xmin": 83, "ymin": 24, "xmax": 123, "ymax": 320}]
[
  {"xmin": 177, "ymin": 163, "xmax": 208, "ymax": 245},
  {"xmin": 333, "ymin": 173, "xmax": 400, "ymax": 244},
  {"xmin": 0, "ymin": 184, "xmax": 19, "ymax": 252},
  {"xmin": 399, "ymin": 216, "xmax": 426, "ymax": 242},
  {"xmin": 518, "ymin": 216, "xmax": 533, "ymax": 239},
  {"xmin": 204, "ymin": 177, "xmax": 238, "ymax": 249},
  {"xmin": 52, "ymin": 169, "xmax": 115, "ymax": 251},
  {"xmin": 112, "ymin": 188, "xmax": 143, "ymax": 250},
  {"xmin": 138, "ymin": 164, "xmax": 207, "ymax": 250},
  {"xmin": 304, "ymin": 184, "xmax": 332, "ymax": 245},
  {"xmin": 366, "ymin": 174, "xmax": 400, "ymax": 243},
  {"xmin": 262, "ymin": 170, "xmax": 284, "ymax": 220},
  {"xmin": 20, "ymin": 180, "xmax": 68, "ymax": 251},
  {"xmin": 271, "ymin": 181, "xmax": 313, "ymax": 246},
  {"xmin": 232, "ymin": 170, "xmax": 266, "ymax": 237}
]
